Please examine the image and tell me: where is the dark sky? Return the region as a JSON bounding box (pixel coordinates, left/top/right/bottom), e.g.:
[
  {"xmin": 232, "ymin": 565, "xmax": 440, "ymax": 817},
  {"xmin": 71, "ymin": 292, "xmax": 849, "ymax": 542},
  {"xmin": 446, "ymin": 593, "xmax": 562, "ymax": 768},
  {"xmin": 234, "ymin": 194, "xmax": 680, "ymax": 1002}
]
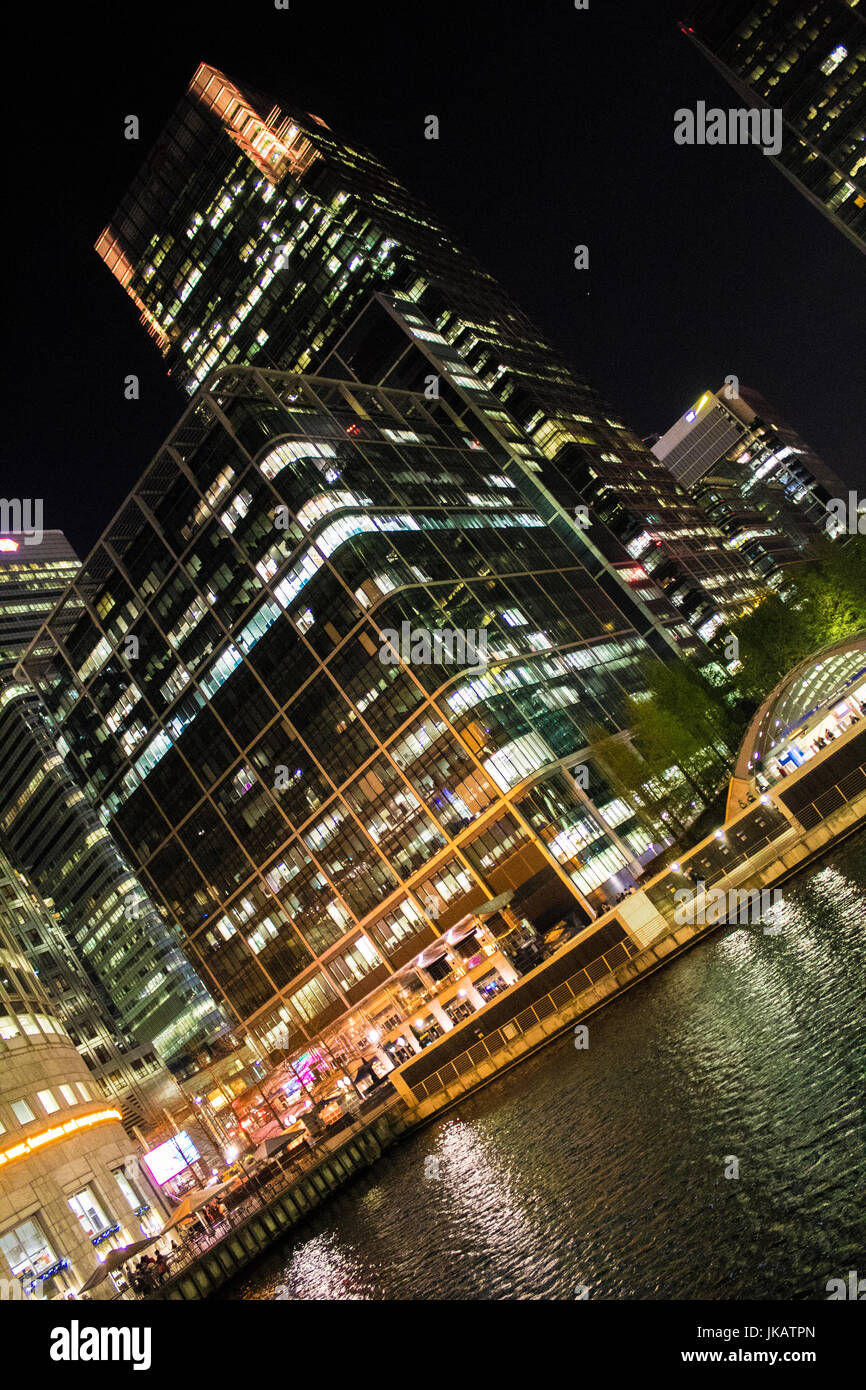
[{"xmin": 8, "ymin": 0, "xmax": 864, "ymax": 561}]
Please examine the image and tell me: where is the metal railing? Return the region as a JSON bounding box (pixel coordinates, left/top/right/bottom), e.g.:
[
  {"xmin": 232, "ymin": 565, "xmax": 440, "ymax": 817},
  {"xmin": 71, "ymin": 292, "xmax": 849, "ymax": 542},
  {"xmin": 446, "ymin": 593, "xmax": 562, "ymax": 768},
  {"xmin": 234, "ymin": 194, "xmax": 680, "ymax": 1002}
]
[
  {"xmin": 408, "ymin": 753, "xmax": 866, "ymax": 1108},
  {"xmin": 407, "ymin": 939, "xmax": 635, "ymax": 1102},
  {"xmin": 113, "ymin": 1097, "xmax": 404, "ymax": 1299},
  {"xmin": 785, "ymin": 763, "xmax": 866, "ymax": 831}
]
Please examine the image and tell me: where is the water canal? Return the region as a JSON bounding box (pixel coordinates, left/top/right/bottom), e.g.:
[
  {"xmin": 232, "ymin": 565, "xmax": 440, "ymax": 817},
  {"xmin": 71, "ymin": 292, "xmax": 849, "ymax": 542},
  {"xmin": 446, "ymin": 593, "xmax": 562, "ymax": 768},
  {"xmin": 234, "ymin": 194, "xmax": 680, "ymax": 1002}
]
[{"xmin": 222, "ymin": 831, "xmax": 865, "ymax": 1300}]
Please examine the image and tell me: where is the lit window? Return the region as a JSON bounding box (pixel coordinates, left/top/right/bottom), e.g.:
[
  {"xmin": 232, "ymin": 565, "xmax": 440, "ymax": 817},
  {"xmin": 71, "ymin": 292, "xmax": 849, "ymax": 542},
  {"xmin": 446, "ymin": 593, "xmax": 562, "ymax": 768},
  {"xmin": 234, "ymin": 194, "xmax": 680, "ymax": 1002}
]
[
  {"xmin": 68, "ymin": 1186, "xmax": 112, "ymax": 1240},
  {"xmin": 820, "ymin": 45, "xmax": 847, "ymax": 76},
  {"xmin": 11, "ymin": 1099, "xmax": 35, "ymax": 1124},
  {"xmin": 0, "ymin": 1218, "xmax": 58, "ymax": 1285},
  {"xmin": 37, "ymin": 1090, "xmax": 59, "ymax": 1114}
]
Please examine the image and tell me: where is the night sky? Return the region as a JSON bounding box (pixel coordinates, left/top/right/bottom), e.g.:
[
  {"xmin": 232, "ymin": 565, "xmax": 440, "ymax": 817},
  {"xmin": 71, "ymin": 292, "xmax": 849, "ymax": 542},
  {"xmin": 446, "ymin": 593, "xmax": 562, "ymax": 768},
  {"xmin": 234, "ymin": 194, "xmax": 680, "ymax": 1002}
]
[{"xmin": 8, "ymin": 0, "xmax": 864, "ymax": 561}]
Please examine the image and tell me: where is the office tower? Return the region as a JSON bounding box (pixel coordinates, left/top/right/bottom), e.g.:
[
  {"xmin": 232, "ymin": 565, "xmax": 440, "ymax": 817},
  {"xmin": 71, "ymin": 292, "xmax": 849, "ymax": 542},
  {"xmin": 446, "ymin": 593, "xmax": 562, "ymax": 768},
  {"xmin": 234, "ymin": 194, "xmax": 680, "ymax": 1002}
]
[
  {"xmin": 652, "ymin": 384, "xmax": 846, "ymax": 582},
  {"xmin": 0, "ymin": 847, "xmax": 168, "ymax": 1300},
  {"xmin": 96, "ymin": 62, "xmax": 767, "ymax": 648},
  {"xmin": 682, "ymin": 1, "xmax": 866, "ymax": 254},
  {"xmin": 0, "ymin": 531, "xmax": 227, "ymax": 1082},
  {"xmin": 26, "ymin": 367, "xmax": 676, "ymax": 1054},
  {"xmin": 0, "ymin": 530, "xmax": 81, "ymax": 666}
]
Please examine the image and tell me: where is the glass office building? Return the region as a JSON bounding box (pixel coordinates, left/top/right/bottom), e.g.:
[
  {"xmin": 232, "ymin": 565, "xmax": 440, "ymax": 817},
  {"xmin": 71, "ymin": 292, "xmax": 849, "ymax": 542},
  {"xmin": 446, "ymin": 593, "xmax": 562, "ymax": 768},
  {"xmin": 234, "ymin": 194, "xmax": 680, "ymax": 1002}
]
[
  {"xmin": 0, "ymin": 532, "xmax": 225, "ymax": 1080},
  {"xmin": 95, "ymin": 62, "xmax": 766, "ymax": 649},
  {"xmin": 682, "ymin": 0, "xmax": 866, "ymax": 254},
  {"xmin": 652, "ymin": 384, "xmax": 845, "ymax": 585},
  {"xmin": 25, "ymin": 368, "xmax": 680, "ymax": 1047}
]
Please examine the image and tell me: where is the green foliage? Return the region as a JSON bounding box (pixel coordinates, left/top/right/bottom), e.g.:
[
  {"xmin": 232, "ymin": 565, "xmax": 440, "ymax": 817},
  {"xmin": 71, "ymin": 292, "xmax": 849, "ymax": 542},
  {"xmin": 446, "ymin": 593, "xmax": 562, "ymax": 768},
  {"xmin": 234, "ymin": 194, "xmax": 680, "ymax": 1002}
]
[
  {"xmin": 585, "ymin": 540, "xmax": 864, "ymax": 834},
  {"xmin": 730, "ymin": 537, "xmax": 866, "ymax": 704},
  {"xmin": 588, "ymin": 653, "xmax": 735, "ymax": 813}
]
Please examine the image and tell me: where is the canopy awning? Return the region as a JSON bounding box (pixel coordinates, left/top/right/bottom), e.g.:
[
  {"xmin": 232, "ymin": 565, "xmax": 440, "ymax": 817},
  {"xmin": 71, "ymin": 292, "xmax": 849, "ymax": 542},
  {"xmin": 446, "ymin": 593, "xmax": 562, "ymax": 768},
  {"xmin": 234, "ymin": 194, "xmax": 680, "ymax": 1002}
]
[
  {"xmin": 77, "ymin": 1238, "xmax": 158, "ymax": 1294},
  {"xmin": 161, "ymin": 1180, "xmax": 235, "ymax": 1233}
]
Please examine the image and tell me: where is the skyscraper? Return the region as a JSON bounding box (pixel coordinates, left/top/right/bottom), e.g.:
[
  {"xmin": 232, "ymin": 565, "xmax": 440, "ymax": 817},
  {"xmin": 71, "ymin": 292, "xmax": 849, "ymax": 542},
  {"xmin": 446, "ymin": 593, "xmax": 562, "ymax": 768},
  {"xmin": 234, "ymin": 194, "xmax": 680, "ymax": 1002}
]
[
  {"xmin": 651, "ymin": 384, "xmax": 845, "ymax": 583},
  {"xmin": 26, "ymin": 367, "xmax": 678, "ymax": 1057},
  {"xmin": 0, "ymin": 531, "xmax": 227, "ymax": 1085},
  {"xmin": 47, "ymin": 60, "xmax": 780, "ymax": 1063},
  {"xmin": 682, "ymin": 0, "xmax": 866, "ymax": 254},
  {"xmin": 96, "ymin": 62, "xmax": 768, "ymax": 648}
]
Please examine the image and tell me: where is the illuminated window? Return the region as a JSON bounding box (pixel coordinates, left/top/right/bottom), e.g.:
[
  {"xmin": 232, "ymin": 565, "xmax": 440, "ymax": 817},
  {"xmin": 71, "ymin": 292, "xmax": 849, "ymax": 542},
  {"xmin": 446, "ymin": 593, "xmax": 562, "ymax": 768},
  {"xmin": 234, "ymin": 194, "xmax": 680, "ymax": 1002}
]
[
  {"xmin": 11, "ymin": 1099, "xmax": 35, "ymax": 1124},
  {"xmin": 37, "ymin": 1090, "xmax": 59, "ymax": 1114},
  {"xmin": 113, "ymin": 1168, "xmax": 143, "ymax": 1211},
  {"xmin": 68, "ymin": 1186, "xmax": 112, "ymax": 1240},
  {"xmin": 820, "ymin": 45, "xmax": 847, "ymax": 76},
  {"xmin": 0, "ymin": 1218, "xmax": 58, "ymax": 1285}
]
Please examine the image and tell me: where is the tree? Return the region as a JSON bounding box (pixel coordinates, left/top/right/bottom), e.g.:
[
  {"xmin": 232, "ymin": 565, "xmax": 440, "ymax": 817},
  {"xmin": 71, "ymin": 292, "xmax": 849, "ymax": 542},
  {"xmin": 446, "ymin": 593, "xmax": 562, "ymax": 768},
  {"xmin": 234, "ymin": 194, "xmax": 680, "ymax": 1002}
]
[
  {"xmin": 730, "ymin": 536, "xmax": 866, "ymax": 704},
  {"xmin": 620, "ymin": 656, "xmax": 738, "ymax": 801},
  {"xmin": 586, "ymin": 725, "xmax": 690, "ymax": 837}
]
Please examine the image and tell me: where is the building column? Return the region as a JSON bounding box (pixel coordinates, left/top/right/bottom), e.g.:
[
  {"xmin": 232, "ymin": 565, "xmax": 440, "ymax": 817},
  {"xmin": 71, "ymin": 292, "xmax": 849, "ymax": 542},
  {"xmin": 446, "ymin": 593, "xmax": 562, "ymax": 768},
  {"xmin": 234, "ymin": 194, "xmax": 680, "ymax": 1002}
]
[
  {"xmin": 491, "ymin": 953, "xmax": 519, "ymax": 986},
  {"xmin": 565, "ymin": 766, "xmax": 644, "ymax": 878},
  {"xmin": 458, "ymin": 981, "xmax": 485, "ymax": 1009},
  {"xmin": 427, "ymin": 1000, "xmax": 454, "ymax": 1032}
]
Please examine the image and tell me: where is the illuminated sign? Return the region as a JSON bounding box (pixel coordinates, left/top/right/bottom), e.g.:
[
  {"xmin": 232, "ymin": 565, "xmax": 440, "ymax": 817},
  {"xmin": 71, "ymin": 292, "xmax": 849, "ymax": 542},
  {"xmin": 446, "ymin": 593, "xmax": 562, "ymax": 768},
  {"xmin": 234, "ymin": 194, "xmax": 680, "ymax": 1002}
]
[
  {"xmin": 685, "ymin": 392, "xmax": 711, "ymax": 424},
  {"xmin": 141, "ymin": 1131, "xmax": 200, "ymax": 1185},
  {"xmin": 0, "ymin": 539, "xmax": 19, "ymax": 552},
  {"xmin": 0, "ymin": 1108, "xmax": 122, "ymax": 1169}
]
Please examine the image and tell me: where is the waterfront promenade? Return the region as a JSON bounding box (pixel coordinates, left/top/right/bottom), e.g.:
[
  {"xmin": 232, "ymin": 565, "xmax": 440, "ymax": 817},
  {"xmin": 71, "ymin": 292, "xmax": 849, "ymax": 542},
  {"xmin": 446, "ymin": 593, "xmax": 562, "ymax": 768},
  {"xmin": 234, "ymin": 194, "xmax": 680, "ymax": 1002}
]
[
  {"xmin": 120, "ymin": 720, "xmax": 866, "ymax": 1300},
  {"xmin": 387, "ymin": 720, "xmax": 866, "ymax": 1117},
  {"xmin": 119, "ymin": 1095, "xmax": 410, "ymax": 1301}
]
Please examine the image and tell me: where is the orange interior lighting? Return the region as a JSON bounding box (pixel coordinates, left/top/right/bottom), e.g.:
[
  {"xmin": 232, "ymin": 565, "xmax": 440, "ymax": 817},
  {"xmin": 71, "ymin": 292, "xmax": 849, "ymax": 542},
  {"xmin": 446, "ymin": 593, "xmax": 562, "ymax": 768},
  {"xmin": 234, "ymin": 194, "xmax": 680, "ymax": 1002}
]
[{"xmin": 0, "ymin": 1108, "xmax": 122, "ymax": 1170}]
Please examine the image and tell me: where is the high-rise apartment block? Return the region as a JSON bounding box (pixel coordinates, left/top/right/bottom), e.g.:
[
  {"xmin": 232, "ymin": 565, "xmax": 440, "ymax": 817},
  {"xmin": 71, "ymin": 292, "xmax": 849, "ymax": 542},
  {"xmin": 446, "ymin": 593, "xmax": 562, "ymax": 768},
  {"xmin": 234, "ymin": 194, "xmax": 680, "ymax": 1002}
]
[{"xmin": 652, "ymin": 384, "xmax": 846, "ymax": 583}]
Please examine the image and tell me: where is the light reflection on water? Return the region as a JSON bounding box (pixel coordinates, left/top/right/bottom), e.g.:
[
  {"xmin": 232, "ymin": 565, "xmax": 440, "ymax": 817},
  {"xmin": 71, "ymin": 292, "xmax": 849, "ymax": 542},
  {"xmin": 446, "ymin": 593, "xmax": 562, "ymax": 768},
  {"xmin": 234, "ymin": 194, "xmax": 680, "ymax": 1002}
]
[{"xmin": 222, "ymin": 833, "xmax": 866, "ymax": 1301}]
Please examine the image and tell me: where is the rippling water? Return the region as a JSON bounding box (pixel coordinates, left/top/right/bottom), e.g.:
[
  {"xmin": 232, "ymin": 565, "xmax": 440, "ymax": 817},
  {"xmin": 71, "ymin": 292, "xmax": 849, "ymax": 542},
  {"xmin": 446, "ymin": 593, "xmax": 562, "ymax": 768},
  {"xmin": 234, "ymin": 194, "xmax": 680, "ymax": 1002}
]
[{"xmin": 223, "ymin": 833, "xmax": 866, "ymax": 1300}]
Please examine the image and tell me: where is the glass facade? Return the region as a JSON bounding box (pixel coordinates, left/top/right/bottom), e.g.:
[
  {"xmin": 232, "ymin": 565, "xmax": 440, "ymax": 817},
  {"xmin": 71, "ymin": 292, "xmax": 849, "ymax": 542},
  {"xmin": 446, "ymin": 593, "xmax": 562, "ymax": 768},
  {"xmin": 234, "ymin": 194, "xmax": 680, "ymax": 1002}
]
[
  {"xmin": 95, "ymin": 62, "xmax": 768, "ymax": 652},
  {"xmin": 27, "ymin": 369, "xmax": 667, "ymax": 1044},
  {"xmin": 684, "ymin": 0, "xmax": 866, "ymax": 254},
  {"xmin": 652, "ymin": 385, "xmax": 845, "ymax": 587},
  {"xmin": 0, "ymin": 531, "xmax": 225, "ymax": 1073}
]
